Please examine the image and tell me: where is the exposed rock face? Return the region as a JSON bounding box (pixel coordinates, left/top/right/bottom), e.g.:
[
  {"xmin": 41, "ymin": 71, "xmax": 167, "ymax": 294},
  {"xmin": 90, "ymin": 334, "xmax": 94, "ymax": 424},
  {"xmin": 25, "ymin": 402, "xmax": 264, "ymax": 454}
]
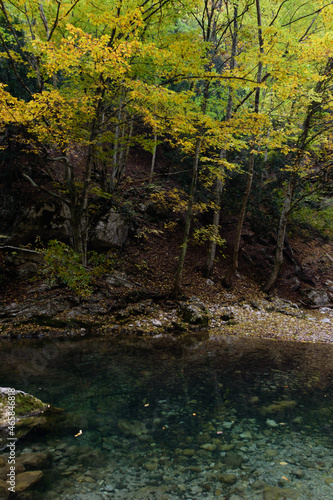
[
  {"xmin": 2, "ymin": 200, "xmax": 130, "ymax": 251},
  {"xmin": 0, "ymin": 294, "xmax": 79, "ymax": 321},
  {"xmin": 90, "ymin": 210, "xmax": 129, "ymax": 248},
  {"xmin": 8, "ymin": 202, "xmax": 71, "ymax": 246},
  {"xmin": 0, "ymin": 247, "xmax": 43, "ymax": 281}
]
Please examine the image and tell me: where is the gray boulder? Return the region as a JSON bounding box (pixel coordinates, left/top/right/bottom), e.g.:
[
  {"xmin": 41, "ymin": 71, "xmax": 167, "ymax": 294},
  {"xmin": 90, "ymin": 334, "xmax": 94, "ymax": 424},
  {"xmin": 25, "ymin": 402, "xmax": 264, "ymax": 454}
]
[
  {"xmin": 305, "ymin": 289, "xmax": 330, "ymax": 307},
  {"xmin": 91, "ymin": 210, "xmax": 129, "ymax": 248}
]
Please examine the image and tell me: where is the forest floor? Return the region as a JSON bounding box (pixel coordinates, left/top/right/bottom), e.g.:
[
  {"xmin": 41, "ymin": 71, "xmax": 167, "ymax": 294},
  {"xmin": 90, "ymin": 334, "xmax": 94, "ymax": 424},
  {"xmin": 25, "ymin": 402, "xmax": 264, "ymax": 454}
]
[
  {"xmin": 1, "ymin": 221, "xmax": 333, "ymax": 344},
  {"xmin": 1, "ymin": 147, "xmax": 333, "ymax": 343}
]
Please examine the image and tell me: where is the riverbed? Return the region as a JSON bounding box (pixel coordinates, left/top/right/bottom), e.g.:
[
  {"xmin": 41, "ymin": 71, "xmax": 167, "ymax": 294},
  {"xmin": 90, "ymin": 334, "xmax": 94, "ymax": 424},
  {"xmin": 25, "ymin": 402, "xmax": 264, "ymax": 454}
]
[{"xmin": 1, "ymin": 334, "xmax": 333, "ymax": 499}]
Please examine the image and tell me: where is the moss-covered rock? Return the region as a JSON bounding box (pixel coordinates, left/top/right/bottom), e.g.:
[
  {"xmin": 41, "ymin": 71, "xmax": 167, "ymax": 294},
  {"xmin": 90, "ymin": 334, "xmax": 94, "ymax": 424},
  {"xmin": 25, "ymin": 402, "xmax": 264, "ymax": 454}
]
[{"xmin": 0, "ymin": 388, "xmax": 49, "ymax": 450}]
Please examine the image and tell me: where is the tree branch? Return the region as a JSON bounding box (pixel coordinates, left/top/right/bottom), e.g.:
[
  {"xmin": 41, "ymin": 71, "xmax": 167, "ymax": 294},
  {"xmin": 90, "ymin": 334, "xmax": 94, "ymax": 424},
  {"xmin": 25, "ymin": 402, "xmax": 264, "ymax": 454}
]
[{"xmin": 22, "ymin": 173, "xmax": 70, "ymax": 206}]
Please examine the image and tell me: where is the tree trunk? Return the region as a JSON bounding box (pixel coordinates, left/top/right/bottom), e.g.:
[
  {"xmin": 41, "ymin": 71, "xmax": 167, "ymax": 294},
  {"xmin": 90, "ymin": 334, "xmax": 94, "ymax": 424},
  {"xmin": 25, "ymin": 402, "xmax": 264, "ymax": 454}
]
[
  {"xmin": 204, "ymin": 4, "xmax": 238, "ymax": 277},
  {"xmin": 222, "ymin": 150, "xmax": 255, "ymax": 287},
  {"xmin": 263, "ymin": 58, "xmax": 333, "ymax": 291},
  {"xmin": 204, "ymin": 177, "xmax": 223, "ymax": 277},
  {"xmin": 224, "ymin": 0, "xmax": 263, "ymax": 286},
  {"xmin": 149, "ymin": 133, "xmax": 158, "ymax": 183},
  {"xmin": 172, "ymin": 138, "xmax": 201, "ymax": 298},
  {"xmin": 263, "ymin": 175, "xmax": 296, "ymax": 292}
]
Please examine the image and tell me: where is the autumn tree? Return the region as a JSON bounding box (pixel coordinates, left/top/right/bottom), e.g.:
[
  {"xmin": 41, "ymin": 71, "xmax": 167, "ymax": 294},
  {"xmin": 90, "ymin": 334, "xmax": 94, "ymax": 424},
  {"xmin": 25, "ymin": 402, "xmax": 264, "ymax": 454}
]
[
  {"xmin": 264, "ymin": 57, "xmax": 333, "ymax": 292},
  {"xmin": 0, "ymin": 0, "xmax": 205, "ymax": 264}
]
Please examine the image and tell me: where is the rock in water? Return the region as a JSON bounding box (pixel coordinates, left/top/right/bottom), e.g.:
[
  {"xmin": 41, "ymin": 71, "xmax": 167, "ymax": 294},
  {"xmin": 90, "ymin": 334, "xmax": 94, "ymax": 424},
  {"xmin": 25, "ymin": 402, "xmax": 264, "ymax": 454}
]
[
  {"xmin": 117, "ymin": 419, "xmax": 148, "ymax": 436},
  {"xmin": 0, "ymin": 388, "xmax": 49, "ymax": 450},
  {"xmin": 17, "ymin": 451, "xmax": 52, "ymax": 469},
  {"xmin": 15, "ymin": 470, "xmax": 43, "ymax": 493},
  {"xmin": 260, "ymin": 400, "xmax": 297, "ymax": 415}
]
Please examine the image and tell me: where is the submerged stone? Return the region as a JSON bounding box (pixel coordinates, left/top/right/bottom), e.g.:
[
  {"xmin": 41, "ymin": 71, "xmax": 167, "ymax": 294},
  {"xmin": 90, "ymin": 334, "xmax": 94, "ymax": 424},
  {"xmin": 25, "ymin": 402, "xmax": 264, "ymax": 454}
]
[
  {"xmin": 16, "ymin": 470, "xmax": 43, "ymax": 493},
  {"xmin": 263, "ymin": 485, "xmax": 300, "ymax": 499},
  {"xmin": 143, "ymin": 462, "xmax": 158, "ymax": 471},
  {"xmin": 221, "ymin": 451, "xmax": 244, "ymax": 469},
  {"xmin": 260, "ymin": 400, "xmax": 297, "ymax": 415},
  {"xmin": 182, "ymin": 448, "xmax": 196, "ymax": 456},
  {"xmin": 200, "ymin": 443, "xmax": 217, "ymax": 452},
  {"xmin": 240, "ymin": 431, "xmax": 252, "ymax": 439},
  {"xmin": 17, "ymin": 450, "xmax": 52, "ymax": 469},
  {"xmin": 266, "ymin": 419, "xmax": 279, "ymax": 428},
  {"xmin": 0, "ymin": 461, "xmax": 25, "ymax": 480},
  {"xmin": 0, "ymin": 479, "xmax": 9, "ymax": 500},
  {"xmin": 222, "ymin": 421, "xmax": 234, "ymax": 429},
  {"xmin": 218, "ymin": 473, "xmax": 237, "ymax": 484},
  {"xmin": 117, "ymin": 419, "xmax": 148, "ymax": 436},
  {"xmin": 252, "ymin": 479, "xmax": 267, "ymax": 490}
]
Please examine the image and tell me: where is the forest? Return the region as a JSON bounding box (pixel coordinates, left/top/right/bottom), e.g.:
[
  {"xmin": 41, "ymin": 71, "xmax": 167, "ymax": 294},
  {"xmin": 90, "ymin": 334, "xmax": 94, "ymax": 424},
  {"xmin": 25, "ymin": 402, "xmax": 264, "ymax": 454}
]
[
  {"xmin": 2, "ymin": 4, "xmax": 333, "ymax": 498},
  {"xmin": 0, "ymin": 0, "xmax": 333, "ymax": 300}
]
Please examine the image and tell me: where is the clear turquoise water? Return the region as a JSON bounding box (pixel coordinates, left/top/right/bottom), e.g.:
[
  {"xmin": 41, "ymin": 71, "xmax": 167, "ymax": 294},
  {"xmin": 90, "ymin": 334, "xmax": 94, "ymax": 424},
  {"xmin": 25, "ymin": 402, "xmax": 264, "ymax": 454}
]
[{"xmin": 1, "ymin": 335, "xmax": 333, "ymax": 498}]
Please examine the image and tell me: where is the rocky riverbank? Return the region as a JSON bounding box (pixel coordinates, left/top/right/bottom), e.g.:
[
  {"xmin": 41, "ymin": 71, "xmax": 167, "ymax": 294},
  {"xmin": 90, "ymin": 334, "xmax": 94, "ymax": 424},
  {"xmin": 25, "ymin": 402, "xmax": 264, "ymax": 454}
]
[{"xmin": 0, "ymin": 276, "xmax": 332, "ymax": 343}]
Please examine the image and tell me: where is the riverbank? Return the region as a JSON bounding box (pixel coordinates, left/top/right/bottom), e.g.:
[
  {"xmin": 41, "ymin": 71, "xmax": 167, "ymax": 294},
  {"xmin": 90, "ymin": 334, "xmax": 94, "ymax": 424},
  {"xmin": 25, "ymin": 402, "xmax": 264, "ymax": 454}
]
[{"xmin": 1, "ymin": 275, "xmax": 332, "ymax": 343}]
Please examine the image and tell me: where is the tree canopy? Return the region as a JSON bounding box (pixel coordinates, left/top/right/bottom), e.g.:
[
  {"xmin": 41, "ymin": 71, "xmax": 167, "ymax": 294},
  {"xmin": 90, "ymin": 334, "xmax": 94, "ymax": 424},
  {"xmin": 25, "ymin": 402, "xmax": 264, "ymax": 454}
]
[{"xmin": 1, "ymin": 0, "xmax": 333, "ymax": 292}]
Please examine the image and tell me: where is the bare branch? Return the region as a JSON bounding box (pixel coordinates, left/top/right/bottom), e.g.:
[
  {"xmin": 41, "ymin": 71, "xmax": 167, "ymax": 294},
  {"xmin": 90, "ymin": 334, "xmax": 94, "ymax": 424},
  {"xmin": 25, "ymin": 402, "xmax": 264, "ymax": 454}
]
[
  {"xmin": 269, "ymin": 0, "xmax": 291, "ymax": 26},
  {"xmin": 48, "ymin": 0, "xmax": 61, "ymax": 41},
  {"xmin": 39, "ymin": 3, "xmax": 49, "ymax": 38},
  {"xmin": 22, "ymin": 173, "xmax": 70, "ymax": 206},
  {"xmin": 282, "ymin": 3, "xmax": 333, "ymax": 27}
]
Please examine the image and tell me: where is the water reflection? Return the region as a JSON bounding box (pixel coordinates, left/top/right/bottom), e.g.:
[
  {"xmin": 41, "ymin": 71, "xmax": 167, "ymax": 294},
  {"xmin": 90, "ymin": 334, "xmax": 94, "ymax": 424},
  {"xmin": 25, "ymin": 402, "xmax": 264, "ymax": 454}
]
[{"xmin": 1, "ymin": 335, "xmax": 333, "ymax": 498}]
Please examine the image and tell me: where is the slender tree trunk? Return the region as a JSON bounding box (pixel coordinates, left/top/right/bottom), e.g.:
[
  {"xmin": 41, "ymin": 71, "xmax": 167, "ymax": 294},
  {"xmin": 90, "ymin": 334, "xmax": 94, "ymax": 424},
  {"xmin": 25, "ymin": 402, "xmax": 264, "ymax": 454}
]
[
  {"xmin": 109, "ymin": 92, "xmax": 124, "ymax": 189},
  {"xmin": 204, "ymin": 4, "xmax": 238, "ymax": 277},
  {"xmin": 224, "ymin": 0, "xmax": 263, "ymax": 286},
  {"xmin": 172, "ymin": 137, "xmax": 202, "ymax": 298},
  {"xmin": 205, "ymin": 176, "xmax": 223, "ymax": 276},
  {"xmin": 78, "ymin": 95, "xmax": 104, "ymax": 265},
  {"xmin": 263, "ymin": 175, "xmax": 296, "ymax": 292},
  {"xmin": 125, "ymin": 116, "xmax": 134, "ymax": 168},
  {"xmin": 149, "ymin": 132, "xmax": 158, "ymax": 183},
  {"xmin": 117, "ymin": 108, "xmax": 127, "ymax": 179},
  {"xmin": 233, "ymin": 151, "xmax": 255, "ymax": 266}
]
